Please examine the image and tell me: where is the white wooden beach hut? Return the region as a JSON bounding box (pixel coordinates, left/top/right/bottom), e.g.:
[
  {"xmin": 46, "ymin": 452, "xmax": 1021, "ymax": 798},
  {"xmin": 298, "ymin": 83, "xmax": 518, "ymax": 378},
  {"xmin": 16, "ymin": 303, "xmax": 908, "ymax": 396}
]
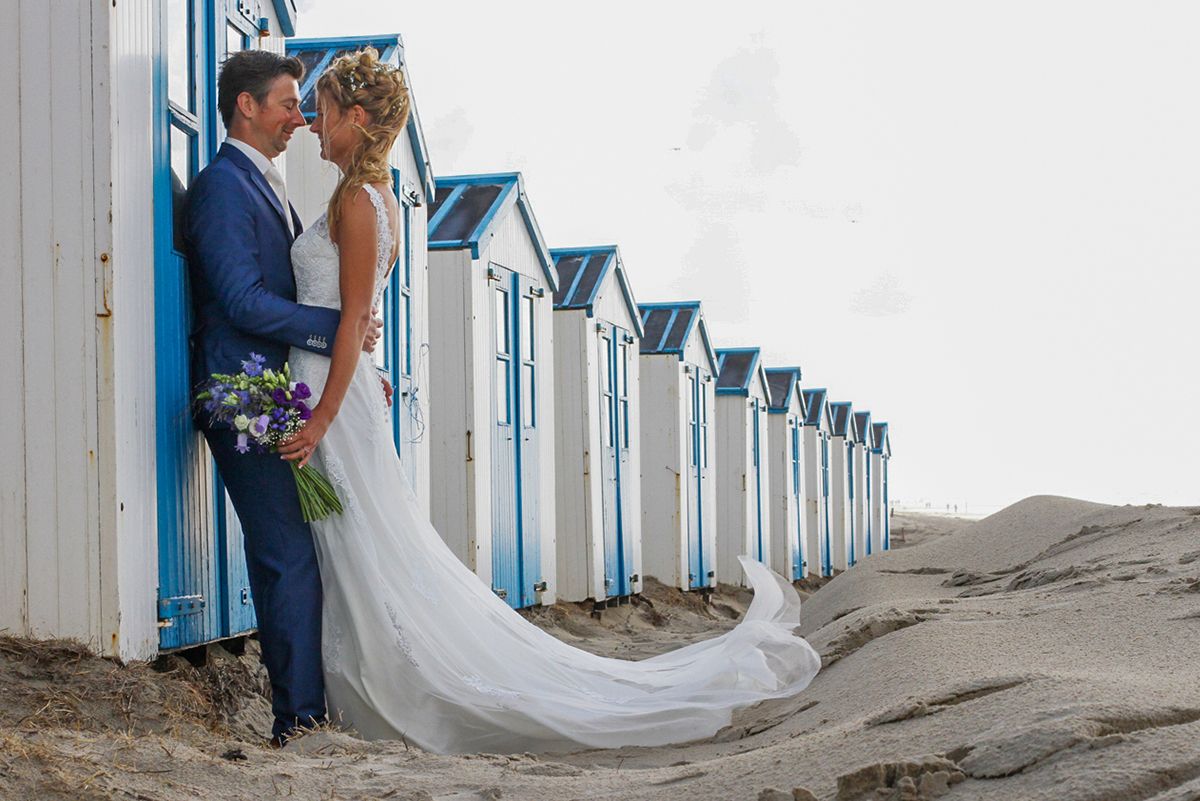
[
  {"xmin": 826, "ymin": 401, "xmax": 856, "ymax": 571},
  {"xmin": 800, "ymin": 388, "xmax": 831, "ymax": 577},
  {"xmin": 1, "ymin": 0, "xmax": 312, "ymax": 660},
  {"xmin": 852, "ymin": 411, "xmax": 873, "ymax": 561},
  {"xmin": 285, "ymin": 34, "xmax": 435, "ymax": 514},
  {"xmin": 550, "ymin": 246, "xmax": 644, "ymax": 604},
  {"xmin": 637, "ymin": 302, "xmax": 719, "ymax": 592},
  {"xmin": 714, "ymin": 348, "xmax": 772, "ymax": 587},
  {"xmin": 870, "ymin": 421, "xmax": 893, "ymax": 552},
  {"xmin": 426, "ymin": 173, "xmax": 559, "ymax": 608},
  {"xmin": 764, "ymin": 367, "xmax": 809, "ymax": 582}
]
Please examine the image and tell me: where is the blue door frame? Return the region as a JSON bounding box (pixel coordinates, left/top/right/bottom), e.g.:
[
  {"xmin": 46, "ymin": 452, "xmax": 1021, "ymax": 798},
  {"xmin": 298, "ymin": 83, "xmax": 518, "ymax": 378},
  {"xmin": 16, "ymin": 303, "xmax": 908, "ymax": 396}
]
[
  {"xmin": 598, "ymin": 326, "xmax": 633, "ymax": 597},
  {"xmin": 686, "ymin": 370, "xmax": 710, "ymax": 589},
  {"xmin": 820, "ymin": 434, "xmax": 832, "ymax": 576},
  {"xmin": 155, "ymin": 0, "xmax": 263, "ymax": 649},
  {"xmin": 490, "ymin": 266, "xmax": 542, "ymax": 608},
  {"xmin": 882, "ymin": 458, "xmax": 890, "ymax": 550},
  {"xmin": 865, "ymin": 452, "xmax": 873, "ymax": 556},
  {"xmin": 846, "ymin": 440, "xmax": 856, "ymax": 566},
  {"xmin": 790, "ymin": 422, "xmax": 805, "ymax": 578},
  {"xmin": 751, "ymin": 400, "xmax": 765, "ymax": 562}
]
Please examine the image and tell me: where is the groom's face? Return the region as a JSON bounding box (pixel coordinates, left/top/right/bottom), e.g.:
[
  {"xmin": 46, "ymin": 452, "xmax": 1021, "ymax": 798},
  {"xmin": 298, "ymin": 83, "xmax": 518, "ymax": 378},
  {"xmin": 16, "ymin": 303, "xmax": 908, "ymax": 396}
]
[{"xmin": 246, "ymin": 75, "xmax": 306, "ymax": 158}]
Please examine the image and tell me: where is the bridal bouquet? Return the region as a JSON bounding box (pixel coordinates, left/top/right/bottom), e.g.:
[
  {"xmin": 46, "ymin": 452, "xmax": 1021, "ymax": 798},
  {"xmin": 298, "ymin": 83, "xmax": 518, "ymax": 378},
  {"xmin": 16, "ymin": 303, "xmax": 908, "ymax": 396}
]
[{"xmin": 195, "ymin": 353, "xmax": 344, "ymax": 522}]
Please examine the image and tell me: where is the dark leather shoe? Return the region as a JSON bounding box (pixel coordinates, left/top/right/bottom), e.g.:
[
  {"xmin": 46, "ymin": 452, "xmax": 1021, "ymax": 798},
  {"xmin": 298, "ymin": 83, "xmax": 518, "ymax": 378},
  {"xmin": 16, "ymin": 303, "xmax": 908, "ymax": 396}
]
[{"xmin": 269, "ymin": 734, "xmax": 287, "ymax": 749}]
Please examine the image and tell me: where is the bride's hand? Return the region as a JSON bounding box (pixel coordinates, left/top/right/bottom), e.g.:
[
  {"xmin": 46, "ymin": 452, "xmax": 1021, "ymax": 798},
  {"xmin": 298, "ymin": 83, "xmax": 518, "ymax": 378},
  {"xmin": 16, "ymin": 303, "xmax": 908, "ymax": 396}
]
[{"xmin": 278, "ymin": 408, "xmax": 333, "ymax": 469}]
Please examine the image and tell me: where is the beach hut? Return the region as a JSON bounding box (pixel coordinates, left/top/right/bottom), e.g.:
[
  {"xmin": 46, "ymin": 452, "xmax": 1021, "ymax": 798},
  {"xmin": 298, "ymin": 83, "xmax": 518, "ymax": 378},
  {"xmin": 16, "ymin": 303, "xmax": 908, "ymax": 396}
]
[
  {"xmin": 0, "ymin": 0, "xmax": 316, "ymax": 659},
  {"xmin": 425, "ymin": 173, "xmax": 559, "ymax": 609},
  {"xmin": 800, "ymin": 388, "xmax": 831, "ymax": 577},
  {"xmin": 852, "ymin": 411, "xmax": 873, "ymax": 560},
  {"xmin": 550, "ymin": 246, "xmax": 644, "ymax": 604},
  {"xmin": 870, "ymin": 422, "xmax": 893, "ymax": 552},
  {"xmin": 764, "ymin": 367, "xmax": 809, "ymax": 582},
  {"xmin": 285, "ymin": 34, "xmax": 435, "ymax": 514},
  {"xmin": 827, "ymin": 402, "xmax": 856, "ymax": 571},
  {"xmin": 637, "ymin": 302, "xmax": 719, "ymax": 592},
  {"xmin": 714, "ymin": 348, "xmax": 772, "ymax": 587}
]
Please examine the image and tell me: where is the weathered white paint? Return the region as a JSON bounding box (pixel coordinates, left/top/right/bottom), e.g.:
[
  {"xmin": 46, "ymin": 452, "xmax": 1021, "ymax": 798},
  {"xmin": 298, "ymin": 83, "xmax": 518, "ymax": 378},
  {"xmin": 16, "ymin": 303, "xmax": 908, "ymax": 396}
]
[
  {"xmin": 852, "ymin": 436, "xmax": 869, "ymax": 561},
  {"xmin": 767, "ymin": 388, "xmax": 806, "ymax": 582},
  {"xmin": 551, "ymin": 261, "xmax": 642, "ymax": 603},
  {"xmin": 427, "ymin": 199, "xmax": 558, "ymax": 604},
  {"xmin": 714, "ymin": 372, "xmax": 772, "ymax": 588},
  {"xmin": 801, "ymin": 425, "xmax": 828, "ymax": 579},
  {"xmin": 828, "ymin": 432, "xmax": 853, "ymax": 571},
  {"xmin": 637, "ymin": 355, "xmax": 687, "ymax": 589}
]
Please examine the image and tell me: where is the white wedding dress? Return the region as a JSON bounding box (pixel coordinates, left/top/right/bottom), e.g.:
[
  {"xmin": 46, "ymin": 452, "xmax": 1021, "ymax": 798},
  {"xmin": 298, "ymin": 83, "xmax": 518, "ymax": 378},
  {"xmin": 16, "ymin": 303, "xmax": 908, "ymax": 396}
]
[{"xmin": 288, "ymin": 184, "xmax": 821, "ymax": 755}]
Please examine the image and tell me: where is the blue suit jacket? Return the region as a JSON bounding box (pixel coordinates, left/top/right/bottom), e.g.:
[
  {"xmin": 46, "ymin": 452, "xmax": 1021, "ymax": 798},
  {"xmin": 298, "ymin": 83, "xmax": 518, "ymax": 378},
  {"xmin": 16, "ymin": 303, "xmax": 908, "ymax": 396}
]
[{"xmin": 186, "ymin": 142, "xmax": 339, "ymax": 422}]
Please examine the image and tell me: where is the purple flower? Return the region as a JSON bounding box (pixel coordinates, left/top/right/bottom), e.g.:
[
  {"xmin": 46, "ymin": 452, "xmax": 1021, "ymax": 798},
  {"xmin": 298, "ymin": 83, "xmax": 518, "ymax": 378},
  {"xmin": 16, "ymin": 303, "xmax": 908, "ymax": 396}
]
[
  {"xmin": 298, "ymin": 403, "xmax": 312, "ymax": 421},
  {"xmin": 242, "ymin": 358, "xmax": 263, "ymax": 377},
  {"xmin": 271, "ymin": 388, "xmax": 289, "ymax": 405},
  {"xmin": 292, "ymin": 383, "xmax": 311, "ymax": 401},
  {"xmin": 249, "ymin": 415, "xmax": 270, "ymax": 438},
  {"xmin": 235, "ymin": 433, "xmax": 250, "ymax": 454}
]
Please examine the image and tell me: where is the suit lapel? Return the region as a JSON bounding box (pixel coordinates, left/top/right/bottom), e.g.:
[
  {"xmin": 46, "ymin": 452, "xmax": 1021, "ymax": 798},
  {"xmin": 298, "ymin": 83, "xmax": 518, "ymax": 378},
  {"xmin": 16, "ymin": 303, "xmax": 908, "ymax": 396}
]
[{"xmin": 218, "ymin": 142, "xmax": 295, "ymax": 242}]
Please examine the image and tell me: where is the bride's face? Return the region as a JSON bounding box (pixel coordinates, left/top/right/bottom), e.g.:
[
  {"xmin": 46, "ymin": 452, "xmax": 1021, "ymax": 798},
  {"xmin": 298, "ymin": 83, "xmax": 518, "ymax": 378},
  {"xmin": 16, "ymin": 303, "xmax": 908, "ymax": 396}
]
[{"xmin": 311, "ymin": 90, "xmax": 361, "ymax": 166}]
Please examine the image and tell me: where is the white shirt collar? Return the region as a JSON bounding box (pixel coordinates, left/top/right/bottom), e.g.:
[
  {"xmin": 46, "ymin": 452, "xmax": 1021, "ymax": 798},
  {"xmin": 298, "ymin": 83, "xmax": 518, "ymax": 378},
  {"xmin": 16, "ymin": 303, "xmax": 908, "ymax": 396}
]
[{"xmin": 226, "ymin": 137, "xmax": 278, "ymax": 178}]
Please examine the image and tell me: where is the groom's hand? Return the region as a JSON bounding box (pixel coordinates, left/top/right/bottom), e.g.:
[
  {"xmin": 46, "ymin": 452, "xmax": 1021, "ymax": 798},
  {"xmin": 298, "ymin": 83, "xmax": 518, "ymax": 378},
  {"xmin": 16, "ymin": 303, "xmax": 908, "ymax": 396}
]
[
  {"xmin": 362, "ymin": 306, "xmax": 383, "ymax": 353},
  {"xmin": 380, "ymin": 375, "xmax": 394, "ymax": 408}
]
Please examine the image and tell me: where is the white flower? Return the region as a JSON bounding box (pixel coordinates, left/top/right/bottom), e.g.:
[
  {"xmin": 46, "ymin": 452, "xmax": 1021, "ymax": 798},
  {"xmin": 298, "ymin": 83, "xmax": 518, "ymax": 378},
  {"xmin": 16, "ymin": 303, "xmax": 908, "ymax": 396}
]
[{"xmin": 233, "ymin": 414, "xmax": 250, "ymax": 431}]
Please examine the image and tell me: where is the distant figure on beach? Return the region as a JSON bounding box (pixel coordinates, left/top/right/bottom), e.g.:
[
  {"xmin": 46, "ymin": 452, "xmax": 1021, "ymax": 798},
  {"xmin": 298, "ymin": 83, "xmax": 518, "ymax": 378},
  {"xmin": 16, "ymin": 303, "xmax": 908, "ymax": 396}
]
[{"xmin": 249, "ymin": 46, "xmax": 820, "ymax": 754}]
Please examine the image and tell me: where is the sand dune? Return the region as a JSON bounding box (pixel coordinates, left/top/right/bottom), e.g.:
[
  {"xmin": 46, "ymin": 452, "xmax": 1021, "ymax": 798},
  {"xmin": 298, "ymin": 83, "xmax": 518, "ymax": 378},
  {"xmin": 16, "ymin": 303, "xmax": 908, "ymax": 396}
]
[{"xmin": 3, "ymin": 495, "xmax": 1199, "ymax": 800}]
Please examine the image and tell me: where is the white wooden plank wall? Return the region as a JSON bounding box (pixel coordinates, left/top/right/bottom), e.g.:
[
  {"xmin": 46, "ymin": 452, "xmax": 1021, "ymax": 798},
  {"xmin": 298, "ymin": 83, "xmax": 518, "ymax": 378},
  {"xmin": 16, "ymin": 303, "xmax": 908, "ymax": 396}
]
[
  {"xmin": 802, "ymin": 428, "xmax": 823, "ymax": 577},
  {"xmin": 551, "ymin": 312, "xmax": 590, "ymax": 601},
  {"xmin": 714, "ymin": 397, "xmax": 749, "ymax": 586},
  {"xmin": 109, "ymin": 0, "xmax": 159, "ymax": 659},
  {"xmin": 0, "ymin": 0, "xmax": 28, "ymax": 637},
  {"xmin": 636, "ymin": 356, "xmax": 684, "ymax": 589},
  {"xmin": 767, "ymin": 413, "xmax": 793, "ymax": 579}
]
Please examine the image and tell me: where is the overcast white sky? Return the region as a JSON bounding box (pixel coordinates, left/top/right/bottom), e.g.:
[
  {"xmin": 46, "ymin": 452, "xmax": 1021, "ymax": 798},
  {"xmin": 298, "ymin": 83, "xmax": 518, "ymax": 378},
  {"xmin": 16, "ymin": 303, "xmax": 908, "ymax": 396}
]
[{"xmin": 296, "ymin": 2, "xmax": 1199, "ymax": 511}]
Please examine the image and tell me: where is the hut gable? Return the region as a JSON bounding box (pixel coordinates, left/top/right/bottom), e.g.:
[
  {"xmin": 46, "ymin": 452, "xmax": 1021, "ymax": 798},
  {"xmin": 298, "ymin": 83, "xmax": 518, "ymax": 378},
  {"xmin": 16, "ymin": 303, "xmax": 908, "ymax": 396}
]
[
  {"xmin": 287, "ymin": 34, "xmax": 434, "ymax": 200},
  {"xmin": 764, "ymin": 367, "xmax": 803, "ymax": 414},
  {"xmin": 428, "ymin": 173, "xmax": 557, "ymax": 291},
  {"xmin": 801, "ymin": 388, "xmax": 828, "ymax": 429},
  {"xmin": 637, "ymin": 302, "xmax": 718, "ymax": 373},
  {"xmin": 853, "ymin": 411, "xmax": 873, "ymax": 444},
  {"xmin": 827, "ymin": 402, "xmax": 853, "ymax": 438},
  {"xmin": 872, "ymin": 422, "xmax": 892, "ymax": 456},
  {"xmin": 715, "ymin": 348, "xmax": 769, "ymax": 399},
  {"xmin": 550, "ymin": 246, "xmax": 643, "ymax": 335}
]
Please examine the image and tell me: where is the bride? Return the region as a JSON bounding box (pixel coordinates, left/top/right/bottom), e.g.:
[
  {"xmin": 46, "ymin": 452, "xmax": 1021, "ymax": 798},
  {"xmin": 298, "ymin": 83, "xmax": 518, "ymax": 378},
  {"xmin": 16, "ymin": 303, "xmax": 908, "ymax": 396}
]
[{"xmin": 277, "ymin": 48, "xmax": 821, "ymax": 755}]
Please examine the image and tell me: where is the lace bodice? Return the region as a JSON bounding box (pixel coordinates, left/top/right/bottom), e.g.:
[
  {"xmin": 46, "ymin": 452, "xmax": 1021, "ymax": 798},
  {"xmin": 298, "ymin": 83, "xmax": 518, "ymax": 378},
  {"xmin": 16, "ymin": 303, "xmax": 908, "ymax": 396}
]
[{"xmin": 291, "ymin": 183, "xmax": 395, "ymax": 310}]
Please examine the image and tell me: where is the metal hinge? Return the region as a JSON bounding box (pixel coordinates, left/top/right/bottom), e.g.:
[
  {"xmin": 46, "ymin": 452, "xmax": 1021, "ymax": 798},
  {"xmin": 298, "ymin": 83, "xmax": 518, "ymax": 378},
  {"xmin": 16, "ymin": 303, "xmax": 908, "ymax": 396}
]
[
  {"xmin": 158, "ymin": 594, "xmax": 205, "ymax": 620},
  {"xmin": 629, "ymin": 573, "xmax": 639, "ymax": 584},
  {"xmin": 531, "ymin": 287, "xmax": 545, "ymax": 298},
  {"xmin": 707, "ymin": 570, "xmax": 715, "ymax": 578},
  {"xmin": 492, "ymin": 587, "xmax": 508, "ymax": 599},
  {"xmin": 533, "ymin": 580, "xmax": 547, "ymax": 593}
]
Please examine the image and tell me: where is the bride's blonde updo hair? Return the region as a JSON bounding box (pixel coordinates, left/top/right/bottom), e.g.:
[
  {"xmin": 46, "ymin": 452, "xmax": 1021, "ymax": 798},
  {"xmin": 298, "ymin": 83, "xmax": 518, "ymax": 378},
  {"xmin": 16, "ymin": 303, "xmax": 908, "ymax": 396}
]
[{"xmin": 316, "ymin": 47, "xmax": 411, "ymax": 232}]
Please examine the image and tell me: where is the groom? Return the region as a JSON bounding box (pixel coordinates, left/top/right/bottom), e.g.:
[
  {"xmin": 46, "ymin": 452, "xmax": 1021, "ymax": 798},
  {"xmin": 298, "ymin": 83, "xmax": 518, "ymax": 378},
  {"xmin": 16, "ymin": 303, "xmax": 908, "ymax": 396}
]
[{"xmin": 185, "ymin": 50, "xmax": 382, "ymax": 746}]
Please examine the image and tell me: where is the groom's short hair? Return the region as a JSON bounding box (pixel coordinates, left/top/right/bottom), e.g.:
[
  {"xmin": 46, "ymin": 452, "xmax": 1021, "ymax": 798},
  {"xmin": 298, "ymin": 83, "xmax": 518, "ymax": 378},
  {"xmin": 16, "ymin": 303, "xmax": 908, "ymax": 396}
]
[{"xmin": 218, "ymin": 50, "xmax": 306, "ymax": 128}]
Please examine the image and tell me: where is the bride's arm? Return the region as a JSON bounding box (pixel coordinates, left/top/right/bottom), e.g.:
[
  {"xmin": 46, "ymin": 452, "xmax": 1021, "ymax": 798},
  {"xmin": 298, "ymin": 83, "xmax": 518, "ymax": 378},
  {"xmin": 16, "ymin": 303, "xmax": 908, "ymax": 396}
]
[{"xmin": 278, "ymin": 187, "xmax": 378, "ymax": 468}]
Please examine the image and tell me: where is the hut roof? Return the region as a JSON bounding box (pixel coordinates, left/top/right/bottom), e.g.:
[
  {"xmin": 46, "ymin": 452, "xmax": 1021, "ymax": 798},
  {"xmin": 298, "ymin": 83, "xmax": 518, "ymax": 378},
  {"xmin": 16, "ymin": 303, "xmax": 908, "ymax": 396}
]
[
  {"xmin": 715, "ymin": 348, "xmax": 770, "ymax": 398},
  {"xmin": 872, "ymin": 422, "xmax": 892, "ymax": 456},
  {"xmin": 801, "ymin": 388, "xmax": 828, "ymax": 428},
  {"xmin": 637, "ymin": 301, "xmax": 718, "ymax": 372},
  {"xmin": 426, "ymin": 173, "xmax": 557, "ymax": 291},
  {"xmin": 549, "ymin": 246, "xmax": 643, "ymax": 336},
  {"xmin": 764, "ymin": 367, "xmax": 803, "ymax": 414},
  {"xmin": 853, "ymin": 411, "xmax": 873, "ymax": 444},
  {"xmin": 286, "ymin": 34, "xmax": 434, "ymax": 200},
  {"xmin": 827, "ymin": 402, "xmax": 854, "ymax": 438}
]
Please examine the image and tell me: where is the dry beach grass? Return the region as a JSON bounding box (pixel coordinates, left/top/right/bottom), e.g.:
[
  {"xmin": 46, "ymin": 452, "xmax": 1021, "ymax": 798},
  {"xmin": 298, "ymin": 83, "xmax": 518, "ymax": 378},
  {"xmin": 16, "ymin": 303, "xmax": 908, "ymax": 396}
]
[{"xmin": 2, "ymin": 497, "xmax": 1199, "ymax": 800}]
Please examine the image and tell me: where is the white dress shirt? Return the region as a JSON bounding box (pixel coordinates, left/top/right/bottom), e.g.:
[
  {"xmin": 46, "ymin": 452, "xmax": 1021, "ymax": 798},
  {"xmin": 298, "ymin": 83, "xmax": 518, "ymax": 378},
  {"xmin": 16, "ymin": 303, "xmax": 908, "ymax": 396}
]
[{"xmin": 226, "ymin": 137, "xmax": 294, "ymax": 235}]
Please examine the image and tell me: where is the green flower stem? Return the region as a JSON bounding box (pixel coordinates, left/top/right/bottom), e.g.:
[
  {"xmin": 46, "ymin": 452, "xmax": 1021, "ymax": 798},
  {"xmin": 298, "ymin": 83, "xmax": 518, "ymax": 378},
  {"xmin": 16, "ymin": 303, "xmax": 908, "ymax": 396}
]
[{"xmin": 288, "ymin": 461, "xmax": 345, "ymax": 522}]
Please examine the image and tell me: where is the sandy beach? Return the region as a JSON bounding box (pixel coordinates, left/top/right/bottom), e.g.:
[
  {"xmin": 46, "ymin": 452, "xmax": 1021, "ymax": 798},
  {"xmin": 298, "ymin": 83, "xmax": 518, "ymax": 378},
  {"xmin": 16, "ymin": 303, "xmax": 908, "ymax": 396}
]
[{"xmin": 4, "ymin": 496, "xmax": 1199, "ymax": 801}]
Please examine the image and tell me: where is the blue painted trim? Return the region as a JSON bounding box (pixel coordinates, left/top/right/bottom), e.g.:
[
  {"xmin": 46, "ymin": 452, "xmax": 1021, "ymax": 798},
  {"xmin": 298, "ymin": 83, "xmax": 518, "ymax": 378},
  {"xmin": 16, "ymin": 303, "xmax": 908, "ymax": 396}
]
[
  {"xmin": 764, "ymin": 366, "xmax": 803, "ymax": 412},
  {"xmin": 515, "ymin": 189, "xmax": 558, "ymax": 292},
  {"xmin": 426, "ymin": 183, "xmax": 467, "ymax": 235},
  {"xmin": 550, "ymin": 245, "xmax": 620, "ymax": 256},
  {"xmin": 463, "ymin": 180, "xmax": 517, "ymax": 254},
  {"xmin": 714, "ymin": 347, "xmax": 762, "ymax": 396},
  {"xmin": 559, "ymin": 251, "xmax": 591, "ymax": 307},
  {"xmin": 437, "ymin": 171, "xmax": 521, "ymax": 186},
  {"xmin": 657, "ymin": 308, "xmax": 680, "ymax": 352},
  {"xmin": 580, "ymin": 251, "xmax": 614, "ymax": 307},
  {"xmin": 271, "ymin": 0, "xmax": 298, "ymax": 36},
  {"xmin": 289, "ymin": 33, "xmax": 404, "ymax": 51},
  {"xmin": 296, "ymin": 48, "xmax": 338, "ymax": 110}
]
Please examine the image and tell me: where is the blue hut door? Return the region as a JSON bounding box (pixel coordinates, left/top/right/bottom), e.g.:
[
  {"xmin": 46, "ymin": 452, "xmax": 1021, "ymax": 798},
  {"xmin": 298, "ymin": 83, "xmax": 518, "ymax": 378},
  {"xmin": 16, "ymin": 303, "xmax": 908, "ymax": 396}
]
[
  {"xmin": 156, "ymin": 0, "xmax": 251, "ymax": 649},
  {"xmin": 820, "ymin": 434, "xmax": 832, "ymax": 576},
  {"xmin": 490, "ymin": 266, "xmax": 542, "ymax": 608},
  {"xmin": 596, "ymin": 326, "xmax": 632, "ymax": 597},
  {"xmin": 846, "ymin": 441, "xmax": 856, "ymax": 566},
  {"xmin": 790, "ymin": 421, "xmax": 805, "ymax": 578},
  {"xmin": 685, "ymin": 370, "xmax": 711, "ymax": 589},
  {"xmin": 751, "ymin": 400, "xmax": 765, "ymax": 562},
  {"xmin": 377, "ymin": 171, "xmax": 417, "ymax": 487},
  {"xmin": 882, "ymin": 457, "xmax": 890, "ymax": 550},
  {"xmin": 865, "ymin": 453, "xmax": 873, "ymax": 556}
]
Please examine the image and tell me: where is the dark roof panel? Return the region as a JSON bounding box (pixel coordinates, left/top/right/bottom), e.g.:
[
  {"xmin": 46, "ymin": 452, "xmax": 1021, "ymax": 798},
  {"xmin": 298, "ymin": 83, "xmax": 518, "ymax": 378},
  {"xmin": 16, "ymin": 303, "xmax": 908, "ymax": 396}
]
[
  {"xmin": 802, "ymin": 388, "xmax": 827, "ymax": 426},
  {"xmin": 766, "ymin": 371, "xmax": 793, "ymax": 410},
  {"xmin": 853, "ymin": 412, "xmax": 872, "ymax": 444},
  {"xmin": 639, "ymin": 308, "xmax": 673, "ymax": 353},
  {"xmin": 568, "ymin": 253, "xmax": 609, "ymax": 306},
  {"xmin": 716, "ymin": 349, "xmax": 756, "ymax": 392},
  {"xmin": 429, "ymin": 183, "xmax": 504, "ymax": 243},
  {"xmin": 829, "ymin": 403, "xmax": 852, "ymax": 437},
  {"xmin": 552, "ymin": 255, "xmax": 586, "ymax": 306},
  {"xmin": 661, "ymin": 307, "xmax": 694, "ymax": 351},
  {"xmin": 425, "ymin": 182, "xmax": 455, "ymax": 223}
]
